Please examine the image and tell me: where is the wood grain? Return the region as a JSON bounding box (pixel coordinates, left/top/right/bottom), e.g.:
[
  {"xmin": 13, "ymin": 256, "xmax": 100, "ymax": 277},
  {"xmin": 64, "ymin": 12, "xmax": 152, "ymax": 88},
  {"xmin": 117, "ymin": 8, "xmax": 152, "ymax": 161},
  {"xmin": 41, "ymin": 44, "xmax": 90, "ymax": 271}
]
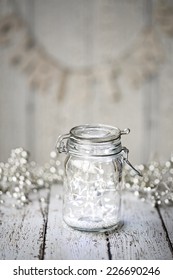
[
  {"xmin": 0, "ymin": 184, "xmax": 173, "ymax": 260},
  {"xmin": 44, "ymin": 184, "xmax": 109, "ymax": 260},
  {"xmin": 44, "ymin": 185, "xmax": 173, "ymax": 260},
  {"xmin": 0, "ymin": 189, "xmax": 49, "ymax": 259},
  {"xmin": 108, "ymin": 193, "xmax": 173, "ymax": 260},
  {"xmin": 159, "ymin": 206, "xmax": 173, "ymax": 248}
]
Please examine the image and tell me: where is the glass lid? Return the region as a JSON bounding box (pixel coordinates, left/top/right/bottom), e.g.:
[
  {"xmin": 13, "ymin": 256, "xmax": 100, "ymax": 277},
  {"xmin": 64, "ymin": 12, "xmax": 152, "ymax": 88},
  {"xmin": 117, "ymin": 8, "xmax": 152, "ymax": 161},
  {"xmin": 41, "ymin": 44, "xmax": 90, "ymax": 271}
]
[{"xmin": 70, "ymin": 124, "xmax": 129, "ymax": 143}]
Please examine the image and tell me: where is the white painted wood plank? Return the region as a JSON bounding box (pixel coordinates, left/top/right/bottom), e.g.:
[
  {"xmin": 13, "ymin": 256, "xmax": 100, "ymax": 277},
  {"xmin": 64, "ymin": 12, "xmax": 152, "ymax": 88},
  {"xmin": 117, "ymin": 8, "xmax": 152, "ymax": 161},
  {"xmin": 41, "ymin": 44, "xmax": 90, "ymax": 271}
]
[
  {"xmin": 0, "ymin": 189, "xmax": 49, "ymax": 260},
  {"xmin": 157, "ymin": 39, "xmax": 173, "ymax": 162},
  {"xmin": 45, "ymin": 184, "xmax": 109, "ymax": 260},
  {"xmin": 0, "ymin": 0, "xmax": 35, "ymax": 161},
  {"xmin": 159, "ymin": 207, "xmax": 173, "ymax": 247},
  {"xmin": 0, "ymin": 47, "xmax": 28, "ymax": 162},
  {"xmin": 45, "ymin": 186, "xmax": 173, "ymax": 260},
  {"xmin": 108, "ymin": 193, "xmax": 173, "ymax": 259},
  {"xmin": 0, "ymin": 185, "xmax": 172, "ymax": 260}
]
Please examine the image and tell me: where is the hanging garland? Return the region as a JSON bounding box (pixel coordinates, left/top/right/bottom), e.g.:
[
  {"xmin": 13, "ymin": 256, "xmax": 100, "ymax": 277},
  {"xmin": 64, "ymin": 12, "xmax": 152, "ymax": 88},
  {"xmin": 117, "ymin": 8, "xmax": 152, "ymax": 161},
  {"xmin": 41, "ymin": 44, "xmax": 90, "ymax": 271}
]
[
  {"xmin": 0, "ymin": 0, "xmax": 173, "ymax": 101},
  {"xmin": 154, "ymin": 0, "xmax": 173, "ymax": 36}
]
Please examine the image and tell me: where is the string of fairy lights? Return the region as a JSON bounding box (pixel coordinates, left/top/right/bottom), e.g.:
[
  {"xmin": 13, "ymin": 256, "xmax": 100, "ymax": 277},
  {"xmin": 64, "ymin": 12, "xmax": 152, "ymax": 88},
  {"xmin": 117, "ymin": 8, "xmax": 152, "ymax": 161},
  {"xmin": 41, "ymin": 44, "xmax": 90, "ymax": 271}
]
[{"xmin": 0, "ymin": 147, "xmax": 173, "ymax": 208}]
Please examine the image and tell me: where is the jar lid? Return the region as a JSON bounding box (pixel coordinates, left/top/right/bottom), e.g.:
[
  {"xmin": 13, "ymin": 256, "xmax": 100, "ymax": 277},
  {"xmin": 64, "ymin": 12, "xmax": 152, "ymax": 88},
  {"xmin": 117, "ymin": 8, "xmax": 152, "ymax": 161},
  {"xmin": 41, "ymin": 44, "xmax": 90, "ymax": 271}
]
[
  {"xmin": 70, "ymin": 124, "xmax": 130, "ymax": 143},
  {"xmin": 57, "ymin": 124, "xmax": 130, "ymax": 157}
]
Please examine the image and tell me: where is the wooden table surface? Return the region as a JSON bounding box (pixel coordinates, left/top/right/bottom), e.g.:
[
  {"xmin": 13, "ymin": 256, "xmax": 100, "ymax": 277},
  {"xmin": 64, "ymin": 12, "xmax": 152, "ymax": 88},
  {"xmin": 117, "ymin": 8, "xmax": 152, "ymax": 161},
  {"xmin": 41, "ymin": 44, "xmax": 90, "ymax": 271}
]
[{"xmin": 0, "ymin": 184, "xmax": 173, "ymax": 260}]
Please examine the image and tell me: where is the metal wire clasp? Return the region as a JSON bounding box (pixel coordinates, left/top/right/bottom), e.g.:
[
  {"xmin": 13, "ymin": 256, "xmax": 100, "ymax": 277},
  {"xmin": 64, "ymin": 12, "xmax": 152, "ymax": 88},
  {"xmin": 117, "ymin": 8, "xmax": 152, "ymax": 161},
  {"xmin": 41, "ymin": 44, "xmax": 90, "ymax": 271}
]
[
  {"xmin": 122, "ymin": 147, "xmax": 142, "ymax": 176},
  {"xmin": 56, "ymin": 133, "xmax": 70, "ymax": 153}
]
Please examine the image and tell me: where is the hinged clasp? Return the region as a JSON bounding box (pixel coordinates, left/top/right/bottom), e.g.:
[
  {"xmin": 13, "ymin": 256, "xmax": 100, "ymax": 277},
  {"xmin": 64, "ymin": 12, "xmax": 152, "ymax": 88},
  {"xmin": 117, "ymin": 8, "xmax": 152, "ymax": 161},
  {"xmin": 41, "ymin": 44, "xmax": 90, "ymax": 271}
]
[
  {"xmin": 122, "ymin": 147, "xmax": 142, "ymax": 176},
  {"xmin": 56, "ymin": 133, "xmax": 70, "ymax": 153}
]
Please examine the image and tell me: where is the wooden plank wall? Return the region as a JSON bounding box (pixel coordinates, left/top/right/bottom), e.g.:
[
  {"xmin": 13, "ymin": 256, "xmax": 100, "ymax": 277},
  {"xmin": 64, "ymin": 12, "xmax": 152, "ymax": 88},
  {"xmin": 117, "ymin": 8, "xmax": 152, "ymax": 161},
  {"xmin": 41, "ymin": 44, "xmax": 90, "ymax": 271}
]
[{"xmin": 0, "ymin": 0, "xmax": 173, "ymax": 165}]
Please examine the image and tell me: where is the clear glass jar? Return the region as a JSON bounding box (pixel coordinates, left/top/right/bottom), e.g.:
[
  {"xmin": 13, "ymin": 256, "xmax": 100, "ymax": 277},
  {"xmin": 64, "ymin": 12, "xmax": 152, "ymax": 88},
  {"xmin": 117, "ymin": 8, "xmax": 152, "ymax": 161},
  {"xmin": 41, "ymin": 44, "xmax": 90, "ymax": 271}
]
[{"xmin": 56, "ymin": 124, "xmax": 140, "ymax": 232}]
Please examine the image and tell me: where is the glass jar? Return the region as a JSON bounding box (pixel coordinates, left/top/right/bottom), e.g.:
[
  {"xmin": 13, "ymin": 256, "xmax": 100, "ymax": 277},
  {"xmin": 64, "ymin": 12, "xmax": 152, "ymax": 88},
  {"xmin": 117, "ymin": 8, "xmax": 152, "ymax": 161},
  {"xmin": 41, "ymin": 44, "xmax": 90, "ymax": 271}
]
[{"xmin": 56, "ymin": 124, "xmax": 140, "ymax": 232}]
